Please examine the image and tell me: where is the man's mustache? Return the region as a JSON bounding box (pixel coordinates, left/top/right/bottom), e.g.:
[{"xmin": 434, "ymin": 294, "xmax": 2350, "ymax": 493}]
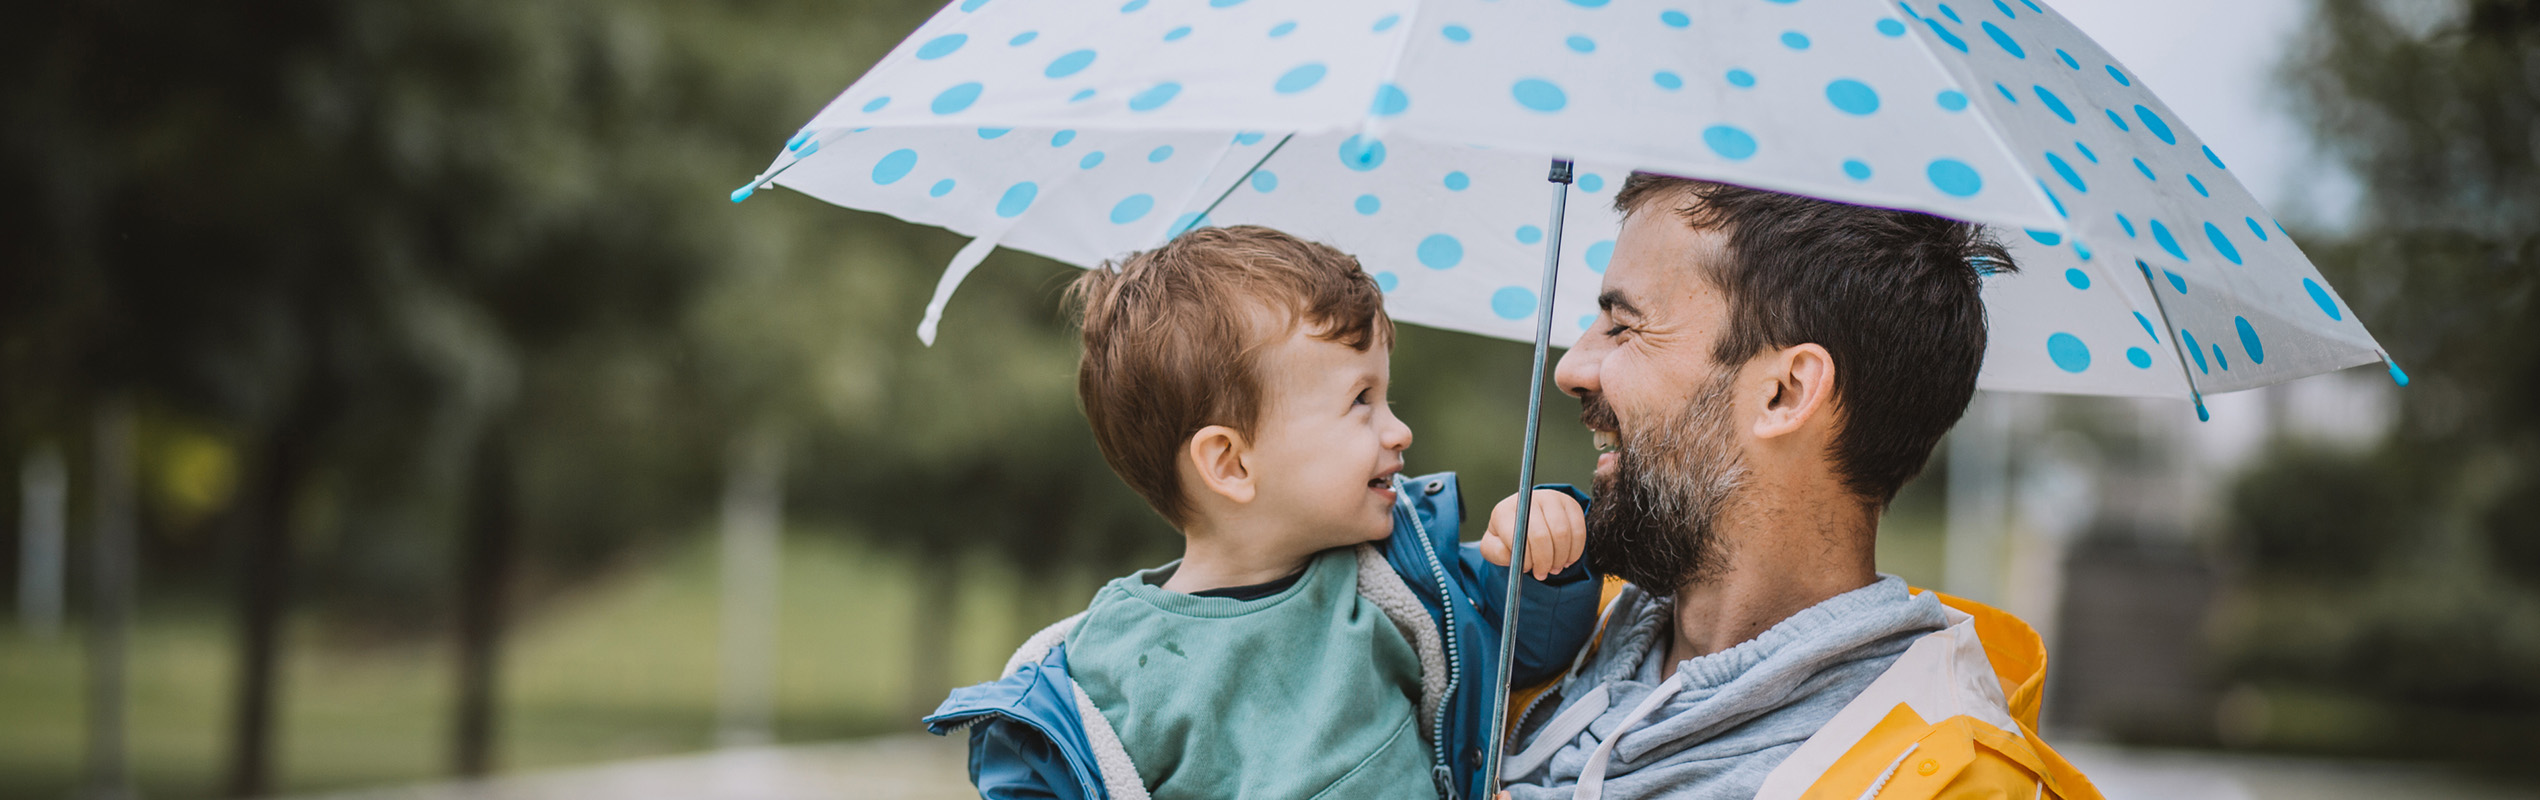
[{"xmin": 1579, "ymin": 395, "xmax": 1619, "ymax": 433}]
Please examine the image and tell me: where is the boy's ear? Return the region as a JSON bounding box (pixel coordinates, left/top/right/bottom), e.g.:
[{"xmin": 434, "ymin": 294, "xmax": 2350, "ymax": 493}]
[{"xmin": 1187, "ymin": 424, "xmax": 1257, "ymax": 504}]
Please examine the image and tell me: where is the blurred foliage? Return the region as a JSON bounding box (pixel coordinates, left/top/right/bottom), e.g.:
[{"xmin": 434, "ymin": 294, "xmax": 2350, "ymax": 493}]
[{"xmin": 2217, "ymin": 0, "xmax": 2540, "ymax": 764}]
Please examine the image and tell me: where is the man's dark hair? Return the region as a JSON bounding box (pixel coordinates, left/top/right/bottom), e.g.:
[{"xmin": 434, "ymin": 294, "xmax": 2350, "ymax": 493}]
[{"xmin": 1613, "ymin": 173, "xmax": 2014, "ymax": 507}]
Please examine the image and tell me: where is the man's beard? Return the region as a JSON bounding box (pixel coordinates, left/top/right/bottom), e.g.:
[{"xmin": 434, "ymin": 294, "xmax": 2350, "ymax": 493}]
[{"xmin": 1582, "ymin": 364, "xmax": 1751, "ymax": 593}]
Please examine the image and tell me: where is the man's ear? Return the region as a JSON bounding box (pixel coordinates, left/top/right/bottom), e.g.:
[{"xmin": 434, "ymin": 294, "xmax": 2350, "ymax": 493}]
[
  {"xmin": 1187, "ymin": 424, "xmax": 1257, "ymax": 504},
  {"xmin": 1752, "ymin": 343, "xmax": 1835, "ymax": 440}
]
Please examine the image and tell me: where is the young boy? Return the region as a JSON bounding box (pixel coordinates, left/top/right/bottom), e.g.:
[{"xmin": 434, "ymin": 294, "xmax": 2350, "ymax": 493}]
[{"xmin": 925, "ymin": 226, "xmax": 1600, "ymax": 800}]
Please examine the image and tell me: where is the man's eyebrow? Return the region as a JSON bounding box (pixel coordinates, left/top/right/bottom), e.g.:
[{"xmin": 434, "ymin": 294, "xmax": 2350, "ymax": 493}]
[{"xmin": 1598, "ymin": 290, "xmax": 1642, "ymax": 318}]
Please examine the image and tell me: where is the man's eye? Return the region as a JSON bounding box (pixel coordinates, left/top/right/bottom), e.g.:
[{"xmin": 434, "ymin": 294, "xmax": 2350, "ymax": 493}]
[{"xmin": 1604, "ymin": 324, "xmax": 1630, "ymax": 337}]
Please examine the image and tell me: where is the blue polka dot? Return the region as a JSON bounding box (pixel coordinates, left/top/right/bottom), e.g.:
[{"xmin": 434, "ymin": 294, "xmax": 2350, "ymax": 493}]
[
  {"xmin": 2150, "ymin": 219, "xmax": 2186, "ymax": 261},
  {"xmin": 1586, "ymin": 240, "xmax": 1615, "ymax": 272},
  {"xmin": 1781, "ymin": 31, "xmax": 1812, "ymax": 49},
  {"xmin": 2106, "ymin": 65, "xmax": 2131, "ymax": 86},
  {"xmin": 2106, "ymin": 109, "xmax": 2130, "ymax": 131},
  {"xmin": 1122, "ymin": 0, "xmax": 1148, "ymax": 10},
  {"xmin": 961, "ymin": 0, "xmax": 988, "ymax": 10},
  {"xmin": 1373, "ymin": 13, "xmax": 1400, "ymax": 31},
  {"xmin": 2041, "ymin": 182, "xmax": 2067, "ymax": 218},
  {"xmin": 1170, "ymin": 212, "xmax": 1209, "ymax": 235},
  {"xmin": 2134, "ymin": 158, "xmax": 2155, "ymax": 181},
  {"xmin": 930, "ymin": 82, "xmax": 982, "ymax": 114},
  {"xmin": 1996, "ymin": 83, "xmax": 2018, "ymax": 103},
  {"xmin": 2126, "ymin": 347, "xmax": 2152, "ymax": 369},
  {"xmin": 996, "ymin": 182, "xmax": 1038, "ymax": 218},
  {"xmin": 978, "ymin": 127, "xmax": 1011, "ymax": 139},
  {"xmin": 1826, "ymin": 79, "xmax": 1881, "ymax": 115},
  {"xmin": 2235, "ymin": 316, "xmax": 2265, "ymax": 364},
  {"xmin": 2064, "ymin": 268, "xmax": 2090, "ymax": 289},
  {"xmin": 1051, "ymin": 130, "xmax": 1076, "ymax": 147},
  {"xmin": 2134, "ymin": 311, "xmax": 2160, "ymax": 343},
  {"xmin": 1164, "ymin": 26, "xmax": 1190, "ymax": 41},
  {"xmin": 1654, "ymin": 71, "xmax": 1684, "ymax": 90},
  {"xmin": 1206, "ymin": 0, "xmax": 1240, "ymax": 6},
  {"xmin": 1927, "ymin": 158, "xmax": 1982, "ymax": 196},
  {"xmin": 1129, "ymin": 82, "xmax": 1181, "ymax": 111},
  {"xmin": 1580, "ymin": 314, "xmax": 1599, "ymax": 330},
  {"xmin": 1994, "ymin": 0, "xmax": 2017, "ymax": 17},
  {"xmin": 1109, "ymin": 194, "xmax": 1154, "ymax": 224},
  {"xmin": 1148, "ymin": 145, "xmax": 1174, "ymax": 162},
  {"xmin": 2303, "ymin": 278, "xmax": 2343, "ymax": 321},
  {"xmin": 1567, "ymin": 35, "xmax": 1597, "ymax": 53},
  {"xmin": 1940, "ymin": 3, "xmax": 1962, "ymax": 22},
  {"xmin": 2246, "ymin": 217, "xmax": 2269, "ymax": 241},
  {"xmin": 1513, "ymin": 79, "xmax": 1567, "ymax": 112},
  {"xmin": 1275, "ymin": 63, "xmax": 1327, "ymax": 93},
  {"xmin": 862, "ymin": 96, "xmax": 890, "ymax": 112},
  {"xmin": 2188, "ymin": 174, "xmax": 2210, "ymax": 197},
  {"xmin": 1355, "ymin": 194, "xmax": 1380, "ymax": 214},
  {"xmin": 930, "ymin": 179, "xmax": 955, "ymax": 197},
  {"xmin": 1330, "ymin": 136, "xmax": 1386, "ymax": 172},
  {"xmin": 1009, "ymin": 31, "xmax": 1038, "ymax": 45},
  {"xmin": 2134, "ymin": 105, "xmax": 2176, "ymax": 144},
  {"xmin": 1371, "ymin": 84, "xmax": 1410, "ymax": 116},
  {"xmin": 1981, "ymin": 21, "xmax": 2024, "ymax": 58},
  {"xmin": 2204, "ymin": 145, "xmax": 2227, "ymax": 170},
  {"xmin": 2045, "ymin": 152, "xmax": 2086, "ymax": 192},
  {"xmin": 917, "ymin": 33, "xmax": 968, "ymax": 60},
  {"xmin": 1924, "ymin": 18, "xmax": 1969, "ymax": 51},
  {"xmin": 1705, "ymin": 126, "xmax": 1758, "ymax": 160},
  {"xmin": 1443, "ymin": 24, "xmax": 1472, "ymax": 41},
  {"xmin": 1269, "ymin": 20, "xmax": 1297, "ymax": 36},
  {"xmin": 1492, "ymin": 286, "xmax": 1539, "ymax": 320},
  {"xmin": 1375, "ymin": 272, "xmax": 1398, "ymax": 292},
  {"xmin": 1068, "ymin": 89, "xmax": 1096, "ymax": 103},
  {"xmin": 1663, "ymin": 10, "xmax": 1692, "ymax": 27},
  {"xmin": 2047, "ymin": 333, "xmax": 2090, "ymax": 373},
  {"xmin": 1938, "ymin": 89, "xmax": 1968, "ymax": 110},
  {"xmin": 871, "ymin": 148, "xmax": 918, "ymax": 184},
  {"xmin": 2165, "ymin": 269, "xmax": 2187, "ymax": 294},
  {"xmin": 1234, "ymin": 132, "xmax": 1265, "ymax": 145},
  {"xmin": 1728, "ymin": 69, "xmax": 1759, "ymax": 88},
  {"xmin": 2075, "ymin": 240, "xmax": 2094, "ymax": 261},
  {"xmin": 1516, "ymin": 225, "xmax": 1543, "ymax": 244},
  {"xmin": 1046, "ymin": 50, "xmax": 1096, "ymax": 78},
  {"xmin": 1843, "ymin": 159, "xmax": 1873, "ymax": 180},
  {"xmin": 1417, "ymin": 234, "xmax": 1463, "ymax": 269},
  {"xmin": 2204, "ymin": 222, "xmax": 2242, "ymax": 264},
  {"xmin": 2032, "ymin": 86, "xmax": 2076, "ymax": 123},
  {"xmin": 2075, "ymin": 140, "xmax": 2097, "ymax": 163},
  {"xmin": 2181, "ymin": 329, "xmax": 2207, "ymax": 373},
  {"xmin": 1443, "ymin": 171, "xmax": 1470, "ymax": 190},
  {"xmin": 1878, "ymin": 18, "xmax": 1907, "ymax": 36},
  {"xmin": 1250, "ymin": 170, "xmax": 1276, "ymax": 192},
  {"xmin": 2213, "ymin": 344, "xmax": 2230, "ymax": 371},
  {"xmin": 2027, "ymin": 229, "xmax": 2063, "ymax": 245},
  {"xmin": 2057, "ymin": 48, "xmax": 2079, "ymax": 69},
  {"xmin": 1079, "ymin": 151, "xmax": 1105, "ymax": 169}
]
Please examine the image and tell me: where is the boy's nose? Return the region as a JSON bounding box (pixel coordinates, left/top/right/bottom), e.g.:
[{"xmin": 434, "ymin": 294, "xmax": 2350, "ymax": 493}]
[{"xmin": 1381, "ymin": 409, "xmax": 1413, "ymax": 451}]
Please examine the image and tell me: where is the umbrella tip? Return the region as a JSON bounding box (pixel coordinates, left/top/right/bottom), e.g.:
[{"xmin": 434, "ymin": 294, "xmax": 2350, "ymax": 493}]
[
  {"xmin": 730, "ymin": 181, "xmax": 759, "ymax": 203},
  {"xmin": 2382, "ymin": 353, "xmax": 2410, "ymax": 387},
  {"xmin": 787, "ymin": 130, "xmax": 814, "ymax": 152},
  {"xmin": 2193, "ymin": 396, "xmax": 2210, "ymax": 423}
]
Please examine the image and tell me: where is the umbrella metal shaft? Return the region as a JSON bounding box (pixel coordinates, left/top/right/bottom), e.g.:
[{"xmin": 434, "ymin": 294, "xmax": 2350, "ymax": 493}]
[{"xmin": 1481, "ymin": 158, "xmax": 1573, "ymax": 796}]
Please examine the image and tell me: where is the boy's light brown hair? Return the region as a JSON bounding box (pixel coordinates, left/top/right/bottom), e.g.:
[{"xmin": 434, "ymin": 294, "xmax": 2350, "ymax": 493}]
[{"xmin": 1068, "ymin": 225, "xmax": 1395, "ymax": 528}]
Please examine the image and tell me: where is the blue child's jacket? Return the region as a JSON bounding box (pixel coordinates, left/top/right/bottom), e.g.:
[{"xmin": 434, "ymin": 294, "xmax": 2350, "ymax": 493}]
[{"xmin": 924, "ymin": 472, "xmax": 1600, "ymax": 800}]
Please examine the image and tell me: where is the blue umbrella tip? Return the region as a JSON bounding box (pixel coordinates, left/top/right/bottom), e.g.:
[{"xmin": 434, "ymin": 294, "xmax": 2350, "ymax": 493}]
[
  {"xmin": 730, "ymin": 182, "xmax": 759, "ymax": 203},
  {"xmin": 2194, "ymin": 400, "xmax": 2210, "ymax": 422},
  {"xmin": 2384, "ymin": 356, "xmax": 2410, "ymax": 387}
]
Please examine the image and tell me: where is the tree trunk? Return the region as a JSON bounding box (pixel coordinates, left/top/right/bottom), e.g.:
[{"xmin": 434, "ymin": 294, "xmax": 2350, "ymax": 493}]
[
  {"xmin": 716, "ymin": 427, "xmax": 784, "ymax": 748},
  {"xmin": 86, "ymin": 400, "xmax": 136, "ymax": 800},
  {"xmin": 225, "ymin": 400, "xmax": 322, "ymax": 798},
  {"xmin": 451, "ymin": 421, "xmax": 515, "ymax": 777}
]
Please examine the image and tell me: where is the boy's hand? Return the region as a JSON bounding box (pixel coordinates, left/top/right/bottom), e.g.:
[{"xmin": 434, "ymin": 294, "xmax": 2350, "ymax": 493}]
[{"xmin": 1482, "ymin": 489, "xmax": 1585, "ymax": 581}]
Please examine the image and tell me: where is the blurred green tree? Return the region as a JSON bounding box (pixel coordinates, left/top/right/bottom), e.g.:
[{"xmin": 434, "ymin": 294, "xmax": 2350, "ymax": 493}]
[{"xmin": 2219, "ymin": 0, "xmax": 2540, "ymax": 764}]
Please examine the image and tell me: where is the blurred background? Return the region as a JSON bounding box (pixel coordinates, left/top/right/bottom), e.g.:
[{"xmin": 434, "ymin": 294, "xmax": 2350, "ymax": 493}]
[{"xmin": 1, "ymin": 0, "xmax": 2533, "ymax": 798}]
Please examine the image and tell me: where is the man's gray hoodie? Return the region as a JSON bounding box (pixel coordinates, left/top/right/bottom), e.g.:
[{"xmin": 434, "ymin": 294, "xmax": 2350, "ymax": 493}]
[{"xmin": 1501, "ymin": 575, "xmax": 1948, "ymax": 800}]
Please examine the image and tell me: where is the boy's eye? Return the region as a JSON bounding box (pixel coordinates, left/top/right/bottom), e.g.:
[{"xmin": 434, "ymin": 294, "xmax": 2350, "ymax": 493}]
[{"xmin": 1354, "ymin": 388, "xmax": 1373, "ymax": 406}]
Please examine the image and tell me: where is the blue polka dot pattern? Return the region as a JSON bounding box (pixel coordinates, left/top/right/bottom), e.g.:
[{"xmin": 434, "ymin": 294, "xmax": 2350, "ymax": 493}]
[
  {"xmin": 1417, "ymin": 234, "xmax": 1463, "ymax": 269},
  {"xmin": 1567, "ymin": 35, "xmax": 1596, "ymax": 53},
  {"xmin": 1355, "ymin": 194, "xmax": 1380, "ymax": 214},
  {"xmin": 1149, "ymin": 145, "xmax": 1174, "ymax": 162},
  {"xmin": 1781, "ymin": 31, "xmax": 1812, "ymax": 50},
  {"xmin": 1078, "ymin": 151, "xmax": 1104, "ymax": 169},
  {"xmin": 1275, "ymin": 63, "xmax": 1327, "ymax": 93},
  {"xmin": 2027, "ymin": 229, "xmax": 2063, "ymax": 245},
  {"xmin": 1982, "ymin": 22, "xmax": 2025, "ymax": 58},
  {"xmin": 2105, "ymin": 109, "xmax": 2130, "ymax": 131},
  {"xmin": 2064, "ymin": 268, "xmax": 2090, "ymax": 289},
  {"xmin": 1109, "ymin": 194, "xmax": 1154, "ymax": 224},
  {"xmin": 2134, "ymin": 312, "xmax": 2160, "ymax": 343},
  {"xmin": 863, "ymin": 97, "xmax": 890, "ymax": 112},
  {"xmin": 2204, "ymin": 146, "xmax": 2227, "ymax": 170},
  {"xmin": 2246, "ymin": 217, "xmax": 2269, "ymax": 241},
  {"xmin": 1579, "ymin": 173, "xmax": 1605, "ymax": 192},
  {"xmin": 1705, "ymin": 126, "xmax": 1758, "ymax": 160},
  {"xmin": 1374, "ymin": 272, "xmax": 1398, "ymax": 292},
  {"xmin": 1516, "ymin": 225, "xmax": 1543, "ymax": 244},
  {"xmin": 1339, "ymin": 135, "xmax": 1387, "ymax": 171},
  {"xmin": 1051, "ymin": 130, "xmax": 1076, "ymax": 147},
  {"xmin": 1586, "ymin": 240, "xmax": 1615, "ymax": 272},
  {"xmin": 1373, "ymin": 13, "xmax": 1399, "ymax": 31},
  {"xmin": 2032, "ymin": 86, "xmax": 2075, "ymax": 124},
  {"xmin": 1250, "ymin": 170, "xmax": 1276, "ymax": 192},
  {"xmin": 2181, "ymin": 329, "xmax": 2207, "ymax": 373},
  {"xmin": 1938, "ymin": 89, "xmax": 1969, "ymax": 111},
  {"xmin": 1045, "ymin": 50, "xmax": 1096, "ymax": 78},
  {"xmin": 1924, "ymin": 18, "xmax": 1969, "ymax": 51},
  {"xmin": 1513, "ymin": 79, "xmax": 1567, "ymax": 112},
  {"xmin": 1443, "ymin": 171, "xmax": 1470, "ymax": 190},
  {"xmin": 2045, "ymin": 152, "xmax": 2085, "ymax": 192},
  {"xmin": 2047, "ymin": 333, "xmax": 2090, "ymax": 373},
  {"xmin": 1654, "ymin": 71, "xmax": 1684, "ymax": 90},
  {"xmin": 2134, "ymin": 158, "xmax": 2155, "ymax": 181},
  {"xmin": 1729, "ymin": 69, "xmax": 1759, "ymax": 89},
  {"xmin": 929, "ymin": 179, "xmax": 955, "ymax": 197},
  {"xmin": 2235, "ymin": 316, "xmax": 2265, "ymax": 364},
  {"xmin": 1878, "ymin": 18, "xmax": 1907, "ymax": 36},
  {"xmin": 1843, "ymin": 159, "xmax": 1872, "ymax": 180},
  {"xmin": 2106, "ymin": 65, "xmax": 2131, "ymax": 86},
  {"xmin": 1827, "ymin": 79, "xmax": 1881, "ymax": 115},
  {"xmin": 2150, "ymin": 219, "xmax": 2186, "ymax": 261},
  {"xmin": 1127, "ymin": 82, "xmax": 1180, "ymax": 111},
  {"xmin": 917, "ymin": 34, "xmax": 967, "ymax": 60},
  {"xmin": 2204, "ymin": 222, "xmax": 2241, "ymax": 264},
  {"xmin": 2303, "ymin": 278, "xmax": 2342, "ymax": 320},
  {"xmin": 1008, "ymin": 31, "xmax": 1037, "ymax": 45},
  {"xmin": 1927, "ymin": 159, "xmax": 1982, "ymax": 196},
  {"xmin": 871, "ymin": 148, "xmax": 918, "ymax": 184},
  {"xmin": 1269, "ymin": 20, "xmax": 1296, "ymax": 37},
  {"xmin": 1442, "ymin": 25, "xmax": 1471, "ymax": 42},
  {"xmin": 1492, "ymin": 286, "xmax": 1539, "ymax": 320},
  {"xmin": 977, "ymin": 128, "xmax": 1010, "ymax": 139},
  {"xmin": 1662, "ymin": 10, "xmax": 1691, "ymax": 27},
  {"xmin": 2165, "ymin": 269, "xmax": 2188, "ymax": 294},
  {"xmin": 2056, "ymin": 49, "xmax": 2079, "ymax": 69},
  {"xmin": 1163, "ymin": 26, "xmax": 1190, "ymax": 41},
  {"xmin": 1371, "ymin": 84, "xmax": 1410, "ymax": 115},
  {"xmin": 996, "ymin": 182, "xmax": 1038, "ymax": 218},
  {"xmin": 2074, "ymin": 140, "xmax": 2097, "ymax": 162},
  {"xmin": 2126, "ymin": 347, "xmax": 2152, "ymax": 369},
  {"xmin": 2134, "ymin": 105, "xmax": 2177, "ymax": 144}
]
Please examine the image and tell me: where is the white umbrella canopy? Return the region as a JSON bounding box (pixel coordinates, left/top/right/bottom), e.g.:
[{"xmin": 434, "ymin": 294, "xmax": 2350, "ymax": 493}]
[{"xmin": 739, "ymin": 0, "xmax": 2397, "ymax": 406}]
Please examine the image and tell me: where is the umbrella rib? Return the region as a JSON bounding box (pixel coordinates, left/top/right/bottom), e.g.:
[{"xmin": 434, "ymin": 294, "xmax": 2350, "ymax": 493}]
[
  {"xmin": 1177, "ymin": 133, "xmax": 1295, "ymax": 237},
  {"xmin": 2134, "ymin": 260, "xmax": 2209, "ymax": 420}
]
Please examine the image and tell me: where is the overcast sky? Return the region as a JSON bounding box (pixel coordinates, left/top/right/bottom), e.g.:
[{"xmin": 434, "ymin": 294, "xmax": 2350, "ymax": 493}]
[{"xmin": 2047, "ymin": 0, "xmax": 2360, "ymax": 230}]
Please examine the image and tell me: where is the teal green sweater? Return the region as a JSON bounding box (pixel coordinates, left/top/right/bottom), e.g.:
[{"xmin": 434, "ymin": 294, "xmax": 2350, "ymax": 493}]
[{"xmin": 1067, "ymin": 547, "xmax": 1434, "ymax": 800}]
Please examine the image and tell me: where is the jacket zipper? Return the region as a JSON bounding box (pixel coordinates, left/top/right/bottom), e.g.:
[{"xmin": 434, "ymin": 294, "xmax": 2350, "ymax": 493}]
[{"xmin": 1397, "ymin": 477, "xmax": 1463, "ymax": 800}]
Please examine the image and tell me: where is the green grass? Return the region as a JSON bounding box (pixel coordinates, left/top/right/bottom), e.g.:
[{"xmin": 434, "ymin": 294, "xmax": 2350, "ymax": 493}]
[{"xmin": 0, "ymin": 531, "xmax": 1074, "ymax": 799}]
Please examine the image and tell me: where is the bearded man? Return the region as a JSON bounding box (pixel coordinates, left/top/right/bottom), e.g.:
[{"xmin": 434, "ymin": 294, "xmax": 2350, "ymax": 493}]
[{"xmin": 1496, "ymin": 175, "xmax": 2103, "ymax": 800}]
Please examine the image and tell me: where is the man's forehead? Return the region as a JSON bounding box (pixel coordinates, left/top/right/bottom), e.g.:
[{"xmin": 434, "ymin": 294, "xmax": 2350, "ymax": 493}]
[{"xmin": 1603, "ymin": 210, "xmax": 1728, "ymax": 316}]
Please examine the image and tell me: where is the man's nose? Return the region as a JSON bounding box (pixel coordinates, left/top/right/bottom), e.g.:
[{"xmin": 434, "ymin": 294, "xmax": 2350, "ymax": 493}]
[{"xmin": 1555, "ymin": 328, "xmax": 1602, "ymax": 398}]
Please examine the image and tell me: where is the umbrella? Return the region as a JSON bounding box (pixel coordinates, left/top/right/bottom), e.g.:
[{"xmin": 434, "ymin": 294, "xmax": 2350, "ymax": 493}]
[{"xmin": 732, "ymin": 0, "xmax": 2397, "ymax": 789}]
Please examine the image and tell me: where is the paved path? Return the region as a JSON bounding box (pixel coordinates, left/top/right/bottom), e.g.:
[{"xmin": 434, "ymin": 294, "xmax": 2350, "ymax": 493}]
[{"xmin": 292, "ymin": 734, "xmax": 2533, "ymax": 800}]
